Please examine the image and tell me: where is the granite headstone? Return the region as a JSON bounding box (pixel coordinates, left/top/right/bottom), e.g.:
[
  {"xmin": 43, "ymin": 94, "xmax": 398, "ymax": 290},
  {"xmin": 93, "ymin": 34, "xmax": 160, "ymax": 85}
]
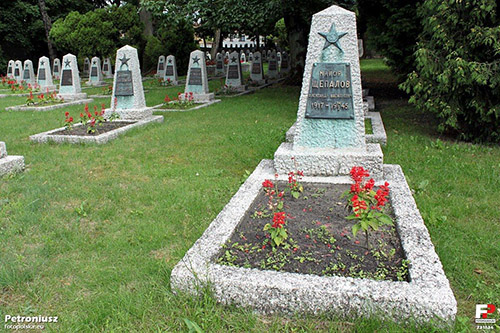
[
  {"xmin": 163, "ymin": 55, "xmax": 178, "ymax": 85},
  {"xmin": 37, "ymin": 56, "xmax": 56, "ymax": 91}
]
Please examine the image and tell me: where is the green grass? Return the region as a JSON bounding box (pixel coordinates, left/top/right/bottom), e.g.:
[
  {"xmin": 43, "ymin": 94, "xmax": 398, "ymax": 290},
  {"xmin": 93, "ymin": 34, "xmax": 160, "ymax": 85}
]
[{"xmin": 0, "ymin": 59, "xmax": 498, "ymax": 331}]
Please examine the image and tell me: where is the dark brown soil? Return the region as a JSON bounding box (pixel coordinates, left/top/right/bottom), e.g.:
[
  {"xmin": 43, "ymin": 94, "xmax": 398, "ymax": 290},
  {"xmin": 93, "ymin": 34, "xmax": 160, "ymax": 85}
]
[
  {"xmin": 215, "ymin": 182, "xmax": 410, "ymax": 282},
  {"xmin": 52, "ymin": 121, "xmax": 136, "ymax": 136}
]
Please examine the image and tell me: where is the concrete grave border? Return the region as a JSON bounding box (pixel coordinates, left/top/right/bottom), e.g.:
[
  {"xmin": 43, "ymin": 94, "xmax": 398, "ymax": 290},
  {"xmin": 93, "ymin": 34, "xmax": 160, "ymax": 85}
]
[
  {"xmin": 365, "ymin": 112, "xmax": 387, "ymax": 146},
  {"xmin": 153, "ymin": 100, "xmax": 221, "ymax": 112},
  {"xmin": 29, "ymin": 116, "xmax": 163, "ymax": 144},
  {"xmin": 5, "ymin": 99, "xmax": 93, "ymax": 112},
  {"xmin": 171, "ymin": 159, "xmax": 457, "ymax": 326}
]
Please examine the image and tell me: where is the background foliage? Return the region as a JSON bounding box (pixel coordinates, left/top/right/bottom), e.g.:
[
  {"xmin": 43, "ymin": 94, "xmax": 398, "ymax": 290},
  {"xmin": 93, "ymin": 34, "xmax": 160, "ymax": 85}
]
[{"xmin": 401, "ymin": 0, "xmax": 500, "ymax": 142}]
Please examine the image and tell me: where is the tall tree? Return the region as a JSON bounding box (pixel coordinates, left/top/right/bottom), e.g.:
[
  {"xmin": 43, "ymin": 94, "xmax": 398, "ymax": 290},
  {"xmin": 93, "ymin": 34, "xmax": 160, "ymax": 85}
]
[{"xmin": 38, "ymin": 0, "xmax": 56, "ymax": 62}]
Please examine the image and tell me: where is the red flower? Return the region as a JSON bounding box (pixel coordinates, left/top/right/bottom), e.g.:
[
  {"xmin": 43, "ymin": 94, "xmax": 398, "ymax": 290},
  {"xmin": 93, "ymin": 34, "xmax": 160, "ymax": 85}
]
[
  {"xmin": 94, "ymin": 111, "xmax": 98, "ymax": 116},
  {"xmin": 80, "ymin": 113, "xmax": 84, "ymax": 118},
  {"xmin": 350, "ymin": 166, "xmax": 370, "ymax": 183},
  {"xmin": 272, "ymin": 212, "xmax": 286, "ymax": 229},
  {"xmin": 69, "ymin": 117, "xmax": 73, "ymax": 122},
  {"xmin": 262, "ymin": 179, "xmax": 274, "ymax": 188},
  {"xmin": 65, "ymin": 111, "xmax": 69, "ymax": 117},
  {"xmin": 164, "ymin": 95, "xmax": 171, "ymax": 102},
  {"xmin": 84, "ymin": 104, "xmax": 89, "ymax": 112}
]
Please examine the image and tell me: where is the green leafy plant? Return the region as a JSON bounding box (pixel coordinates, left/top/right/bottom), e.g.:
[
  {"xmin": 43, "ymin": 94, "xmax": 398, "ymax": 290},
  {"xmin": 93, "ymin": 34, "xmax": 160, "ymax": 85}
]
[
  {"xmin": 343, "ymin": 166, "xmax": 393, "ymax": 248},
  {"xmin": 287, "ymin": 163, "xmax": 304, "ymax": 199},
  {"xmin": 63, "ymin": 111, "xmax": 74, "ymax": 131},
  {"xmin": 79, "ymin": 103, "xmax": 107, "ymax": 134}
]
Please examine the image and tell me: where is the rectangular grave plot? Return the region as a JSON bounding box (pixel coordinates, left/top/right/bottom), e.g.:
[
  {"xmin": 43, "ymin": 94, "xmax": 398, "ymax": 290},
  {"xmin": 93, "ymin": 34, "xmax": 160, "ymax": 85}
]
[
  {"xmin": 188, "ymin": 68, "xmax": 202, "ymax": 86},
  {"xmin": 227, "ymin": 65, "xmax": 239, "ymax": 79},
  {"xmin": 38, "ymin": 68, "xmax": 46, "ymax": 81},
  {"xmin": 166, "ymin": 65, "xmax": 174, "ymax": 76},
  {"xmin": 61, "ymin": 69, "xmax": 73, "ymax": 86},
  {"xmin": 305, "ymin": 63, "xmax": 354, "ymax": 119},
  {"xmin": 90, "ymin": 67, "xmax": 98, "ymax": 77},
  {"xmin": 115, "ymin": 70, "xmax": 134, "ymax": 96},
  {"xmin": 251, "ymin": 63, "xmax": 261, "ymax": 75}
]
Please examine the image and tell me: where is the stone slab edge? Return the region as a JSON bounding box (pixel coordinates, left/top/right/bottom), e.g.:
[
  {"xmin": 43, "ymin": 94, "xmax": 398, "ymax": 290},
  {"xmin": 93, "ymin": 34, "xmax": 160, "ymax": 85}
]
[
  {"xmin": 29, "ymin": 116, "xmax": 163, "ymax": 144},
  {"xmin": 366, "ymin": 112, "xmax": 387, "ymax": 146},
  {"xmin": 170, "ymin": 160, "xmax": 456, "ymax": 325},
  {"xmin": 274, "ymin": 142, "xmax": 384, "ymax": 180},
  {"xmin": 0, "ymin": 155, "xmax": 25, "ymax": 177},
  {"xmin": 0, "ymin": 93, "xmax": 31, "ymax": 98},
  {"xmin": 153, "ymin": 100, "xmax": 221, "ymax": 112},
  {"xmin": 5, "ymin": 99, "xmax": 94, "ymax": 112}
]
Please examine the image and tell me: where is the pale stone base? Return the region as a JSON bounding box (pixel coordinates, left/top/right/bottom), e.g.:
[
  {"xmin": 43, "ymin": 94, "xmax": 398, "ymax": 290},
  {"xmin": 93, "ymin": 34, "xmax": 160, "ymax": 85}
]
[
  {"xmin": 39, "ymin": 85, "xmax": 57, "ymax": 92},
  {"xmin": 58, "ymin": 92, "xmax": 88, "ymax": 101},
  {"xmin": 180, "ymin": 93, "xmax": 215, "ymax": 103},
  {"xmin": 274, "ymin": 142, "xmax": 384, "ymax": 180},
  {"xmin": 87, "ymin": 81, "xmax": 107, "ymax": 87},
  {"xmin": 366, "ymin": 112, "xmax": 387, "ymax": 146},
  {"xmin": 104, "ymin": 107, "xmax": 153, "ymax": 120},
  {"xmin": 0, "ymin": 155, "xmax": 24, "ymax": 177},
  {"xmin": 5, "ymin": 99, "xmax": 93, "ymax": 112}
]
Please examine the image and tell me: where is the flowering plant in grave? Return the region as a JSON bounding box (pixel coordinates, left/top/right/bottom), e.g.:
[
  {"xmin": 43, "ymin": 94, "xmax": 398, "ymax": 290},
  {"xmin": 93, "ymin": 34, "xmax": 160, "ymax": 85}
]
[
  {"xmin": 260, "ymin": 177, "xmax": 288, "ymax": 247},
  {"xmin": 79, "ymin": 104, "xmax": 106, "ymax": 134},
  {"xmin": 163, "ymin": 78, "xmax": 173, "ymax": 87},
  {"xmin": 101, "ymin": 85, "xmax": 112, "ymax": 95},
  {"xmin": 342, "ymin": 166, "xmax": 393, "ymax": 249},
  {"xmin": 206, "ymin": 59, "xmax": 215, "ymax": 66},
  {"xmin": 63, "ymin": 111, "xmax": 74, "ymax": 131}
]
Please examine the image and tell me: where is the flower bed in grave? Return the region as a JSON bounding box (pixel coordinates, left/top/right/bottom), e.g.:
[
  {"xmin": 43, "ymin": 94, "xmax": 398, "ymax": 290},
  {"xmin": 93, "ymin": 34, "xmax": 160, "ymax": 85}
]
[{"xmin": 171, "ymin": 160, "xmax": 456, "ymax": 326}]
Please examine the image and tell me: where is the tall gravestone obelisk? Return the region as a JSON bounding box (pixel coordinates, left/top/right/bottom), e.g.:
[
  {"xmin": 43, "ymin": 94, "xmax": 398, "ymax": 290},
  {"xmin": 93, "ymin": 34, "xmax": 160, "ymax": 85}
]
[
  {"xmin": 102, "ymin": 58, "xmax": 113, "ymax": 78},
  {"xmin": 6, "ymin": 60, "xmax": 14, "ymax": 79},
  {"xmin": 183, "ymin": 50, "xmax": 214, "ymax": 102},
  {"xmin": 22, "ymin": 60, "xmax": 35, "ymax": 85},
  {"xmin": 267, "ymin": 50, "xmax": 279, "ymax": 80},
  {"xmin": 13, "ymin": 60, "xmax": 22, "ymax": 83},
  {"xmin": 215, "ymin": 53, "xmax": 225, "ymax": 76},
  {"xmin": 225, "ymin": 51, "xmax": 245, "ymax": 91},
  {"xmin": 156, "ymin": 55, "xmax": 166, "ymax": 78},
  {"xmin": 88, "ymin": 57, "xmax": 105, "ymax": 86},
  {"xmin": 250, "ymin": 51, "xmax": 265, "ymax": 85},
  {"xmin": 52, "ymin": 58, "xmax": 61, "ymax": 79},
  {"xmin": 58, "ymin": 53, "xmax": 87, "ymax": 100},
  {"xmin": 37, "ymin": 56, "xmax": 56, "ymax": 91},
  {"xmin": 106, "ymin": 45, "xmax": 151, "ymax": 120},
  {"xmin": 163, "ymin": 55, "xmax": 178, "ymax": 85},
  {"xmin": 274, "ymin": 5, "xmax": 383, "ymax": 179}
]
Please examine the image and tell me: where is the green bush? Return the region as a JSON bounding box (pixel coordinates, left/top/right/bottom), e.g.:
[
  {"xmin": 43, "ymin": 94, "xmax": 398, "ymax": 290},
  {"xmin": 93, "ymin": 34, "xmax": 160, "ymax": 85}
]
[{"xmin": 401, "ymin": 0, "xmax": 500, "ymax": 143}]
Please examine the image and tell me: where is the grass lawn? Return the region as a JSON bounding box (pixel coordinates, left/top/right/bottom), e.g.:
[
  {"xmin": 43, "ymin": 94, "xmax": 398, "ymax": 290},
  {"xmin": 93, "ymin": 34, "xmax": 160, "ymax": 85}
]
[{"xmin": 0, "ymin": 59, "xmax": 498, "ymax": 332}]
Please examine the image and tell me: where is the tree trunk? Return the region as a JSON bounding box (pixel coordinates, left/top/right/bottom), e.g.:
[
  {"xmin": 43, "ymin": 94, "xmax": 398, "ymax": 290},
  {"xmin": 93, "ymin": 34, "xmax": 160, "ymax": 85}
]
[
  {"xmin": 38, "ymin": 0, "xmax": 56, "ymax": 62},
  {"xmin": 283, "ymin": 10, "xmax": 309, "ymax": 85},
  {"xmin": 211, "ymin": 28, "xmax": 221, "ymax": 58},
  {"xmin": 139, "ymin": 7, "xmax": 154, "ymax": 36}
]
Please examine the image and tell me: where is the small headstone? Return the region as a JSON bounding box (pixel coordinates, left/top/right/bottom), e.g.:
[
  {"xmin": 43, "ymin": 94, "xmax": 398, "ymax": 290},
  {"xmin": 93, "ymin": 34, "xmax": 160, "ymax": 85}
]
[
  {"xmin": 225, "ymin": 51, "xmax": 245, "ymax": 91},
  {"xmin": 183, "ymin": 50, "xmax": 214, "ymax": 102},
  {"xmin": 224, "ymin": 52, "xmax": 230, "ymax": 62},
  {"xmin": 22, "ymin": 60, "xmax": 35, "ymax": 85},
  {"xmin": 156, "ymin": 55, "xmax": 166, "ymax": 78},
  {"xmin": 267, "ymin": 50, "xmax": 279, "ymax": 80},
  {"xmin": 102, "ymin": 58, "xmax": 113, "ymax": 78},
  {"xmin": 267, "ymin": 49, "xmax": 272, "ymax": 61},
  {"xmin": 215, "ymin": 53, "xmax": 225, "ymax": 76},
  {"xmin": 88, "ymin": 56, "xmax": 105, "ymax": 86},
  {"xmin": 14, "ymin": 60, "xmax": 22, "ymax": 83},
  {"xmin": 240, "ymin": 52, "xmax": 246, "ymax": 63},
  {"xmin": 163, "ymin": 55, "xmax": 178, "ymax": 85},
  {"xmin": 280, "ymin": 51, "xmax": 290, "ymax": 75},
  {"xmin": 83, "ymin": 57, "xmax": 90, "ymax": 76},
  {"xmin": 37, "ymin": 56, "xmax": 56, "ymax": 91},
  {"xmin": 107, "ymin": 45, "xmax": 150, "ymax": 120},
  {"xmin": 205, "ymin": 52, "xmax": 211, "ymax": 60},
  {"xmin": 248, "ymin": 52, "xmax": 253, "ymax": 62},
  {"xmin": 277, "ymin": 52, "xmax": 282, "ymax": 68},
  {"xmin": 52, "ymin": 58, "xmax": 61, "ymax": 79},
  {"xmin": 58, "ymin": 53, "xmax": 87, "ymax": 100},
  {"xmin": 6, "ymin": 60, "xmax": 14, "ymax": 79},
  {"xmin": 250, "ymin": 51, "xmax": 265, "ymax": 84},
  {"xmin": 358, "ymin": 39, "xmax": 364, "ymax": 58}
]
